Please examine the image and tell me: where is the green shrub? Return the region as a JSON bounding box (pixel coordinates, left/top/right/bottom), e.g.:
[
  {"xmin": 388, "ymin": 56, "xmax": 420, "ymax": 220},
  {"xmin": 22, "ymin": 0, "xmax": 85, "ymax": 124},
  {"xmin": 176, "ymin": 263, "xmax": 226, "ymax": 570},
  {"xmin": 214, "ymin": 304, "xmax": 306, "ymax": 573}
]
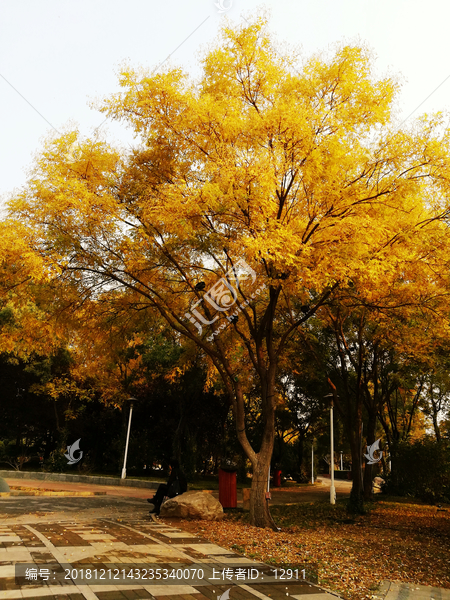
[
  {"xmin": 0, "ymin": 440, "xmax": 32, "ymax": 471},
  {"xmin": 43, "ymin": 449, "xmax": 69, "ymax": 473},
  {"xmin": 383, "ymin": 439, "xmax": 450, "ymax": 502}
]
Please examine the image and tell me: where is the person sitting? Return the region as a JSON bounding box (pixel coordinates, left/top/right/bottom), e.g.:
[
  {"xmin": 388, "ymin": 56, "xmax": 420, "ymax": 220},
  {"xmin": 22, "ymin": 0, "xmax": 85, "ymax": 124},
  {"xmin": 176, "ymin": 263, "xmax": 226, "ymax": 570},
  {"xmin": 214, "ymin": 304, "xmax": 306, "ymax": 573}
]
[{"xmin": 147, "ymin": 458, "xmax": 187, "ymax": 515}]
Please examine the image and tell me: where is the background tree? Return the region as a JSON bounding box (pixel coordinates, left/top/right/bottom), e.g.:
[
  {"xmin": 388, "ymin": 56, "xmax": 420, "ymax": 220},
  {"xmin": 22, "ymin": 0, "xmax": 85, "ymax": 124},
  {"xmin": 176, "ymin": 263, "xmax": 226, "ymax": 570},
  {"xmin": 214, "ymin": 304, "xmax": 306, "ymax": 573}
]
[{"xmin": 420, "ymin": 366, "xmax": 450, "ymax": 442}]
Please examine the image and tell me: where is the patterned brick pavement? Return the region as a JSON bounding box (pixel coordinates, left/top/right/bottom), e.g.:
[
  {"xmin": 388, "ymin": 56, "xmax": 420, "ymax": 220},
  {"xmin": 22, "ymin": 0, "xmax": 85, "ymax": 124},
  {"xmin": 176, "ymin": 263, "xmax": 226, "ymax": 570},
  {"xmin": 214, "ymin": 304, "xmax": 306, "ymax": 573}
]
[{"xmin": 0, "ymin": 496, "xmax": 340, "ymax": 600}]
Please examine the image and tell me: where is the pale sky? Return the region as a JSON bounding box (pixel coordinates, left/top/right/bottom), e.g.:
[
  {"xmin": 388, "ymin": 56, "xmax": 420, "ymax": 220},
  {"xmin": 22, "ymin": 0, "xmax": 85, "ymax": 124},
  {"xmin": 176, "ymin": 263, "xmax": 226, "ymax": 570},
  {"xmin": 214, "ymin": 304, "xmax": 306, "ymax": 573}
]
[{"xmin": 1, "ymin": 0, "xmax": 450, "ymax": 204}]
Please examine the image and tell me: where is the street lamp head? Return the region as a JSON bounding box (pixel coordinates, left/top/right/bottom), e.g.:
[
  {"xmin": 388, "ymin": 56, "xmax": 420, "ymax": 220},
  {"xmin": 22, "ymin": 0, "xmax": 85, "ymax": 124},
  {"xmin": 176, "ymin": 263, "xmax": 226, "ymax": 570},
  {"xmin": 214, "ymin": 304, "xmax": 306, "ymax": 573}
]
[
  {"xmin": 324, "ymin": 393, "xmax": 334, "ymax": 405},
  {"xmin": 324, "ymin": 392, "xmax": 339, "ymax": 406}
]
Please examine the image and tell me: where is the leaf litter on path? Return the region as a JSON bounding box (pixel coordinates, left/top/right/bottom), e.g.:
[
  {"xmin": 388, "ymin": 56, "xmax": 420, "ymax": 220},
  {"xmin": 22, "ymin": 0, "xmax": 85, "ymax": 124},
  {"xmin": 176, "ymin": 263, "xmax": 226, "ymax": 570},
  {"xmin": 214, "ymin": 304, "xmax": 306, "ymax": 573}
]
[{"xmin": 162, "ymin": 500, "xmax": 450, "ymax": 600}]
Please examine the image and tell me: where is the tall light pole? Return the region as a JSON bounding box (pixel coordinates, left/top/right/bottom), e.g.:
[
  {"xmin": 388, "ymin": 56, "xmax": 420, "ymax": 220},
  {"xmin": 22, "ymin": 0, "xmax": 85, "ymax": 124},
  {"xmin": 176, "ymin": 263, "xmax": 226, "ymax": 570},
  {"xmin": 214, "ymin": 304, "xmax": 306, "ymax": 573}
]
[
  {"xmin": 340, "ymin": 451, "xmax": 343, "ymax": 471},
  {"xmin": 311, "ymin": 441, "xmax": 314, "ymax": 484},
  {"xmin": 121, "ymin": 398, "xmax": 136, "ymax": 480},
  {"xmin": 324, "ymin": 393, "xmax": 336, "ymax": 505}
]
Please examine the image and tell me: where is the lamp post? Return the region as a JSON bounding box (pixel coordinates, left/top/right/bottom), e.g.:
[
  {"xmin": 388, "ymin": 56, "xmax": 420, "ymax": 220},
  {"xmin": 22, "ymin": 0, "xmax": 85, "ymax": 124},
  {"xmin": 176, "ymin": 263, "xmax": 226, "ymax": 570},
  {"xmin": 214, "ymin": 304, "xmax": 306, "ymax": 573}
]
[
  {"xmin": 121, "ymin": 398, "xmax": 136, "ymax": 480},
  {"xmin": 311, "ymin": 441, "xmax": 314, "ymax": 484},
  {"xmin": 324, "ymin": 393, "xmax": 336, "ymax": 505},
  {"xmin": 340, "ymin": 451, "xmax": 343, "ymax": 471}
]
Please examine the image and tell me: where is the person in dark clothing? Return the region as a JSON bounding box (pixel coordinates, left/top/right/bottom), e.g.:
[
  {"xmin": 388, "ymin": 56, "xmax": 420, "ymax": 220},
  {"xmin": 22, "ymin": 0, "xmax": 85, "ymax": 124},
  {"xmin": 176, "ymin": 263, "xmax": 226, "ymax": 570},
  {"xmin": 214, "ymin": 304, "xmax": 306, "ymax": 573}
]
[{"xmin": 147, "ymin": 459, "xmax": 187, "ymax": 515}]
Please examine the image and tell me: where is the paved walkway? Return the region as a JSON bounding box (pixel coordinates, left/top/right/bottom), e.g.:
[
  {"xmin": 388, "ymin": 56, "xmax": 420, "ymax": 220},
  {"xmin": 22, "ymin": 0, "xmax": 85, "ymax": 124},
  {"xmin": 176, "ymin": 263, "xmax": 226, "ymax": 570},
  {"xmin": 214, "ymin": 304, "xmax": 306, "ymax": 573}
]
[
  {"xmin": 2, "ymin": 479, "xmax": 448, "ymax": 600},
  {"xmin": 4, "ymin": 480, "xmax": 155, "ymax": 501},
  {"xmin": 4, "ymin": 477, "xmax": 353, "ymax": 505},
  {"xmin": 0, "ymin": 495, "xmax": 340, "ymax": 599},
  {"xmin": 374, "ymin": 581, "xmax": 450, "ymax": 600}
]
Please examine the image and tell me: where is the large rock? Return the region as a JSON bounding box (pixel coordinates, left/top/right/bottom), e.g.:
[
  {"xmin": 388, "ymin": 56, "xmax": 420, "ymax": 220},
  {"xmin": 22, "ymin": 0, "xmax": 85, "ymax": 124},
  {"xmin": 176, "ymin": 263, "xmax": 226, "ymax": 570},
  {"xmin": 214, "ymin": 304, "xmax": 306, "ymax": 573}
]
[
  {"xmin": 0, "ymin": 477, "xmax": 10, "ymax": 492},
  {"xmin": 160, "ymin": 491, "xmax": 224, "ymax": 521}
]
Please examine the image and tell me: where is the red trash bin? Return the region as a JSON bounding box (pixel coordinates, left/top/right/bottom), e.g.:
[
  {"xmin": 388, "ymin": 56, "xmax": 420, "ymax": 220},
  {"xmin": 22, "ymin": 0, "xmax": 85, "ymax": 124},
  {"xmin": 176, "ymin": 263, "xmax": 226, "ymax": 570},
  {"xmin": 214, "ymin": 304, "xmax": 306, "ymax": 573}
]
[
  {"xmin": 273, "ymin": 468, "xmax": 282, "ymax": 487},
  {"xmin": 218, "ymin": 468, "xmax": 237, "ymax": 508}
]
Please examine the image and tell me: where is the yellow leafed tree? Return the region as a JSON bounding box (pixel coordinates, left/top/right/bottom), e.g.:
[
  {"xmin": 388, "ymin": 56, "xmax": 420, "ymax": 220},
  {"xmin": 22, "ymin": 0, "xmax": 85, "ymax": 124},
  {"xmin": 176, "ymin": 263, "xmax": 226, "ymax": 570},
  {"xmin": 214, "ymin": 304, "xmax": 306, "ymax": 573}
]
[
  {"xmin": 0, "ymin": 219, "xmax": 62, "ymax": 357},
  {"xmin": 9, "ymin": 17, "xmax": 450, "ymax": 526}
]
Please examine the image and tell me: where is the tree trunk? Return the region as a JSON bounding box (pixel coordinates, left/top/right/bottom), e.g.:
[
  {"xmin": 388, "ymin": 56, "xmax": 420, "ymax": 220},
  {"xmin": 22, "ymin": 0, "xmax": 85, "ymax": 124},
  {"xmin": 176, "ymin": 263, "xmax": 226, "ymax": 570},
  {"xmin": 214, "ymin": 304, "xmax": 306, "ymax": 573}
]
[
  {"xmin": 235, "ymin": 371, "xmax": 278, "ymax": 529},
  {"xmin": 363, "ymin": 459, "xmax": 373, "ymax": 500},
  {"xmin": 389, "ymin": 440, "xmax": 400, "ymax": 492},
  {"xmin": 347, "ymin": 415, "xmax": 365, "ymax": 513},
  {"xmin": 363, "ymin": 413, "xmax": 377, "ymax": 500},
  {"xmin": 297, "ymin": 431, "xmax": 305, "ymax": 476},
  {"xmin": 432, "ymin": 413, "xmax": 441, "ymax": 442},
  {"xmin": 349, "ymin": 439, "xmax": 364, "ymax": 512},
  {"xmin": 250, "ymin": 450, "xmax": 278, "ymax": 529}
]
